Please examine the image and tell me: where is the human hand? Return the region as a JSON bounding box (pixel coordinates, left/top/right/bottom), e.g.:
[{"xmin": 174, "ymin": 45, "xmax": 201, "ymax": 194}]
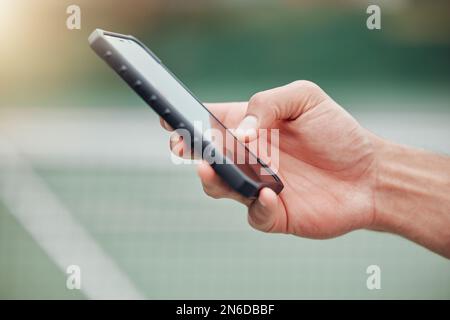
[{"xmin": 161, "ymin": 80, "xmax": 377, "ymax": 238}]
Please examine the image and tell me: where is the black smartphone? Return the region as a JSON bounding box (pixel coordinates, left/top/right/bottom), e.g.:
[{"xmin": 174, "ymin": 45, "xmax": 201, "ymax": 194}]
[{"xmin": 88, "ymin": 29, "xmax": 283, "ymax": 198}]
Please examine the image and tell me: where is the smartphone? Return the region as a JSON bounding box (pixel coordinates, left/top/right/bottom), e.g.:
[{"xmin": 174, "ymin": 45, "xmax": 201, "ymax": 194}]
[{"xmin": 88, "ymin": 29, "xmax": 283, "ymax": 198}]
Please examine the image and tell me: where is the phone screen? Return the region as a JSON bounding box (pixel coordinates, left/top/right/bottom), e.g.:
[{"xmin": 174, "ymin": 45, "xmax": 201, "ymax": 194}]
[{"xmin": 104, "ymin": 34, "xmax": 279, "ymax": 185}]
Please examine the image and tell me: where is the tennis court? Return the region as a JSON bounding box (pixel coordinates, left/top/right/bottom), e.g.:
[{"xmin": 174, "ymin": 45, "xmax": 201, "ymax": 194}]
[{"xmin": 1, "ymin": 0, "xmax": 449, "ymax": 299}]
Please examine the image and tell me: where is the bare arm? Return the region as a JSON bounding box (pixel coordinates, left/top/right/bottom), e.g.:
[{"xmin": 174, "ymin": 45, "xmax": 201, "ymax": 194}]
[
  {"xmin": 161, "ymin": 81, "xmax": 450, "ymax": 258},
  {"xmin": 371, "ymin": 135, "xmax": 450, "ymax": 257}
]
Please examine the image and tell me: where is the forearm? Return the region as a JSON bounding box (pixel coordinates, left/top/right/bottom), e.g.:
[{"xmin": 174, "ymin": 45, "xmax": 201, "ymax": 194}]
[{"xmin": 371, "ymin": 135, "xmax": 450, "ymax": 258}]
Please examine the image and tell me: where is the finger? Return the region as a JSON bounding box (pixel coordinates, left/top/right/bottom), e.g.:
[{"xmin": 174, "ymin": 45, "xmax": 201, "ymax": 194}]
[
  {"xmin": 197, "ymin": 161, "xmax": 253, "ymax": 206},
  {"xmin": 236, "ymin": 80, "xmax": 328, "ymax": 138},
  {"xmin": 161, "ymin": 103, "xmax": 247, "ymax": 131},
  {"xmin": 169, "ymin": 131, "xmax": 198, "ymax": 159},
  {"xmin": 232, "ymin": 127, "xmax": 258, "ymax": 143},
  {"xmin": 204, "ymin": 102, "xmax": 248, "ymax": 127},
  {"xmin": 204, "ymin": 102, "xmax": 252, "ymax": 142},
  {"xmin": 169, "ymin": 132, "xmax": 184, "ymax": 157},
  {"xmin": 247, "ymin": 188, "xmax": 286, "ymax": 233},
  {"xmin": 167, "ymin": 102, "xmax": 249, "ymax": 159},
  {"xmin": 159, "ymin": 117, "xmax": 174, "ymax": 131}
]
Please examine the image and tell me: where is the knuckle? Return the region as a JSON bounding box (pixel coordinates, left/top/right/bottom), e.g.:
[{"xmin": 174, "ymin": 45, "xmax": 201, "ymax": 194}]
[
  {"xmin": 291, "ymin": 80, "xmax": 322, "ymax": 94},
  {"xmin": 248, "ymin": 92, "xmax": 267, "ymax": 108}
]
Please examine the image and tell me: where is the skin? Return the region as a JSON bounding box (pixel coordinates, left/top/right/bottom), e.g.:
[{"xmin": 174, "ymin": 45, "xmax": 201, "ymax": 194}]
[{"xmin": 160, "ymin": 80, "xmax": 450, "ymax": 258}]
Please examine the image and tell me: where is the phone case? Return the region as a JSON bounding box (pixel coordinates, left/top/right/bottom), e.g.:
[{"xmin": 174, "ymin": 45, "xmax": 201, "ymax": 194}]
[{"xmin": 88, "ymin": 29, "xmax": 283, "ymax": 198}]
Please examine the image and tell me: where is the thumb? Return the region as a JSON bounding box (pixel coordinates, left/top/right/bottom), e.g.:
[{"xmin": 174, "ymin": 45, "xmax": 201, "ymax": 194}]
[{"xmin": 236, "ymin": 80, "xmax": 327, "ymax": 136}]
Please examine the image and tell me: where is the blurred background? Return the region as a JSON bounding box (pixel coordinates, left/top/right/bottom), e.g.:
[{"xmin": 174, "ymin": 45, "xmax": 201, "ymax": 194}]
[{"xmin": 0, "ymin": 0, "xmax": 449, "ymax": 299}]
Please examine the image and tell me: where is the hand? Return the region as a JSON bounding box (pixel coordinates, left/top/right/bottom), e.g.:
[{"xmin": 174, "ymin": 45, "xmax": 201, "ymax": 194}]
[{"xmin": 161, "ymin": 80, "xmax": 377, "ymax": 238}]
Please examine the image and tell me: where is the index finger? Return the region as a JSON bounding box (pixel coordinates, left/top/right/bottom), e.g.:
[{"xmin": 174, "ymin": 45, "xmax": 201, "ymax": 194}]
[{"xmin": 159, "ymin": 102, "xmax": 248, "ymax": 132}]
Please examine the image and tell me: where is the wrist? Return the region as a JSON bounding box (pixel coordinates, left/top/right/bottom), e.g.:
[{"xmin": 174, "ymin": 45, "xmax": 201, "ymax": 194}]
[
  {"xmin": 369, "ymin": 135, "xmax": 406, "ymax": 233},
  {"xmin": 368, "ymin": 133, "xmax": 450, "ymax": 257}
]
